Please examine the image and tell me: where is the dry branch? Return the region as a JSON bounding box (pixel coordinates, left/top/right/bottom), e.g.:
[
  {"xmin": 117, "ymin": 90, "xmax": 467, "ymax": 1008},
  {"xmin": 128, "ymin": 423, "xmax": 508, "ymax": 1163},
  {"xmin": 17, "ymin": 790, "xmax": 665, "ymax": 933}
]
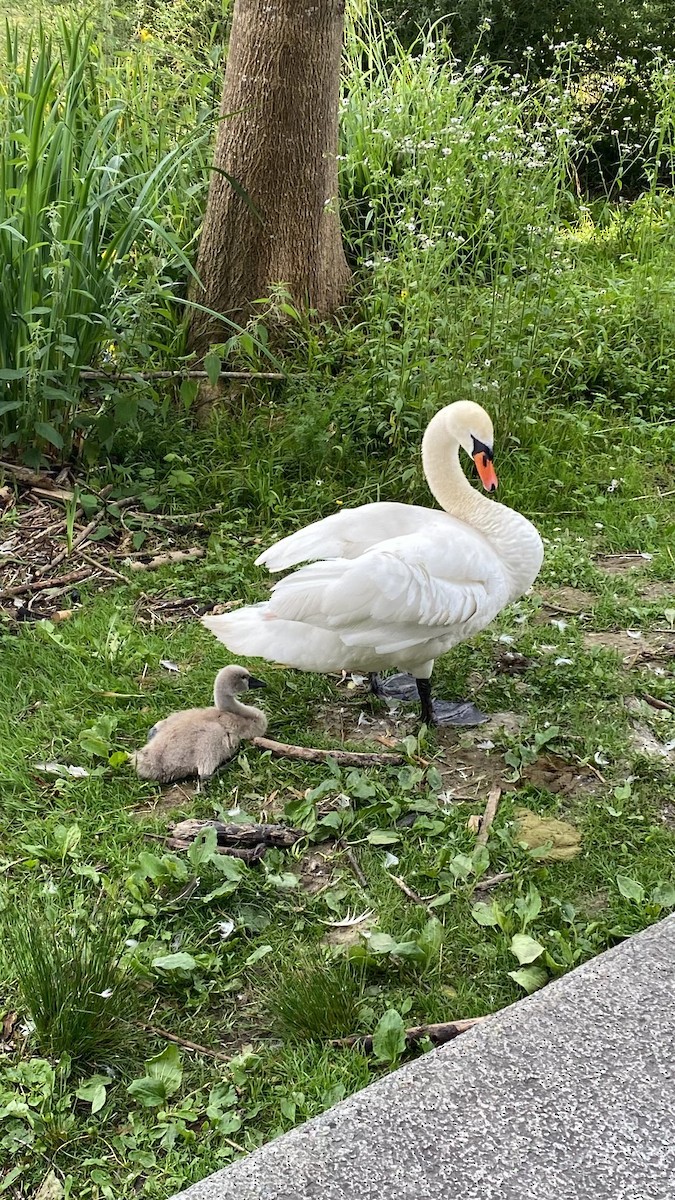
[
  {"xmin": 389, "ymin": 873, "xmax": 430, "ymax": 910},
  {"xmin": 340, "ymin": 842, "xmax": 369, "ymax": 890},
  {"xmin": 332, "ymin": 1016, "xmax": 484, "ymax": 1052},
  {"xmin": 137, "ymin": 1021, "xmax": 231, "ymax": 1061},
  {"xmin": 476, "ymin": 786, "xmax": 502, "ymax": 847},
  {"xmin": 127, "ymin": 548, "xmax": 205, "ymax": 571},
  {"xmin": 166, "ymin": 819, "xmax": 302, "ymax": 863},
  {"xmin": 0, "ymin": 565, "xmax": 93, "ymax": 601},
  {"xmin": 253, "ymin": 736, "xmax": 404, "ymax": 766},
  {"xmin": 473, "ymin": 871, "xmax": 513, "ymax": 893}
]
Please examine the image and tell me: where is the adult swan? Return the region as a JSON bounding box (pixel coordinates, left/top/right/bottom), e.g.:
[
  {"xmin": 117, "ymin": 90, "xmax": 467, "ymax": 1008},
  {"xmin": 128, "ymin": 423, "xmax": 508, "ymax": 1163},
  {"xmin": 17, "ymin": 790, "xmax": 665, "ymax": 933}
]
[{"xmin": 203, "ymin": 401, "xmax": 543, "ymax": 725}]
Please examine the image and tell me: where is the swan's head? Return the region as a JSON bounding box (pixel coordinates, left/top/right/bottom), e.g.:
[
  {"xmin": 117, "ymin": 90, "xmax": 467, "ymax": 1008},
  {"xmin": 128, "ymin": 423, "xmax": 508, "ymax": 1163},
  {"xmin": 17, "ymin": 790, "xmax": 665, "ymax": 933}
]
[
  {"xmin": 442, "ymin": 401, "xmax": 498, "ymax": 492},
  {"xmin": 214, "ymin": 664, "xmax": 266, "ymax": 705}
]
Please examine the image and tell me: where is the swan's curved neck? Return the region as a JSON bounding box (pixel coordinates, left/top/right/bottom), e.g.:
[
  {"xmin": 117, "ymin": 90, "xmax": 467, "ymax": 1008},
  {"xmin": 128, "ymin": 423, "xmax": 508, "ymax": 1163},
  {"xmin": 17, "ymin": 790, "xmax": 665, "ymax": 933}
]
[
  {"xmin": 421, "ymin": 410, "xmax": 543, "ymax": 594},
  {"xmin": 422, "ymin": 411, "xmax": 487, "ymax": 521},
  {"xmin": 214, "ymin": 680, "xmax": 257, "ymax": 718}
]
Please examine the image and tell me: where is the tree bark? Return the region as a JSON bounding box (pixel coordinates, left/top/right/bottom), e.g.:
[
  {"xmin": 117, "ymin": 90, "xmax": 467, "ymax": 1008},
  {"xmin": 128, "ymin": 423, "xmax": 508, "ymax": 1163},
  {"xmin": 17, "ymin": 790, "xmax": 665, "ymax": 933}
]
[{"xmin": 190, "ymin": 0, "xmax": 351, "ymax": 354}]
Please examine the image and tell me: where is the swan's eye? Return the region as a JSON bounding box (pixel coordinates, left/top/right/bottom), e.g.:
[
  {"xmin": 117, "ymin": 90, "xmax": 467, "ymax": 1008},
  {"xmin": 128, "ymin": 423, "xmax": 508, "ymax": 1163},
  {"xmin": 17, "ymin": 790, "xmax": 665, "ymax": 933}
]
[{"xmin": 471, "ymin": 435, "xmax": 494, "ymax": 462}]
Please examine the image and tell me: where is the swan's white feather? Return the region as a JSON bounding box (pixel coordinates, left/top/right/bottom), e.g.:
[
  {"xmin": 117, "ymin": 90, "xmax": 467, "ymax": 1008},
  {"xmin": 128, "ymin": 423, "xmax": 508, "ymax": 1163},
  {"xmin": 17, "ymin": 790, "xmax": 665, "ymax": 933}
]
[{"xmin": 256, "ymin": 503, "xmax": 455, "ymax": 571}]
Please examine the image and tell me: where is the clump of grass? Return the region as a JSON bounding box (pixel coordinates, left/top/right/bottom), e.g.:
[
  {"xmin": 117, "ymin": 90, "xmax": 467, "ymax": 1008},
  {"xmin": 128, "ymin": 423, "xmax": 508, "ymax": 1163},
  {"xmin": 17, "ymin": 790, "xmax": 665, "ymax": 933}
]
[
  {"xmin": 266, "ymin": 951, "xmax": 364, "ymax": 1040},
  {"xmin": 3, "ymin": 892, "xmax": 136, "ymax": 1064}
]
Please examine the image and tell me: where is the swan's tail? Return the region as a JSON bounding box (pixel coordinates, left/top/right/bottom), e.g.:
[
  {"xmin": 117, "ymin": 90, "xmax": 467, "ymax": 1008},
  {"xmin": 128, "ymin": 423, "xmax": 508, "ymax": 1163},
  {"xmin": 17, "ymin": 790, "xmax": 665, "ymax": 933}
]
[{"xmin": 201, "ymin": 603, "xmax": 347, "ymax": 672}]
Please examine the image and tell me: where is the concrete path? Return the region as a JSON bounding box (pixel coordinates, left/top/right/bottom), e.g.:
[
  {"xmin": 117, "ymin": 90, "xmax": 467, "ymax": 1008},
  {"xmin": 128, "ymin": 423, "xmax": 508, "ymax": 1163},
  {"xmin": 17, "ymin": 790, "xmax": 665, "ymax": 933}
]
[{"xmin": 173, "ymin": 914, "xmax": 675, "ymax": 1200}]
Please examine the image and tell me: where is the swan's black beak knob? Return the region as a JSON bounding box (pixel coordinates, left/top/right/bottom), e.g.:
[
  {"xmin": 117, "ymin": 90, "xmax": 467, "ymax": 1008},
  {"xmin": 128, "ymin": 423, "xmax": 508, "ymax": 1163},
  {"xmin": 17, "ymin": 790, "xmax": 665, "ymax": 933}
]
[{"xmin": 247, "ymin": 676, "xmax": 267, "ymax": 689}]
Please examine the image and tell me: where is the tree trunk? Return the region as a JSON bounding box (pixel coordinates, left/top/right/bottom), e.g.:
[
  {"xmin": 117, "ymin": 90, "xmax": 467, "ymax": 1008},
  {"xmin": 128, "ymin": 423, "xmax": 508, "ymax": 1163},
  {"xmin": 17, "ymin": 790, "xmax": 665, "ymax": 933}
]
[{"xmin": 190, "ymin": 0, "xmax": 351, "ymax": 355}]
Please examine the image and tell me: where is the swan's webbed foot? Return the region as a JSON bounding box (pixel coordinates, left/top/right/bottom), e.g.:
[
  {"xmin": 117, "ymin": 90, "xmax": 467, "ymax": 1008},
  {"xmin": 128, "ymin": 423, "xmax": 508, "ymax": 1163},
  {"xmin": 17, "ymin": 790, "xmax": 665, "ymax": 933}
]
[
  {"xmin": 416, "ymin": 678, "xmax": 488, "ymax": 726},
  {"xmin": 369, "ymin": 672, "xmax": 419, "ymax": 701},
  {"xmin": 369, "ymin": 672, "xmax": 488, "ymax": 726}
]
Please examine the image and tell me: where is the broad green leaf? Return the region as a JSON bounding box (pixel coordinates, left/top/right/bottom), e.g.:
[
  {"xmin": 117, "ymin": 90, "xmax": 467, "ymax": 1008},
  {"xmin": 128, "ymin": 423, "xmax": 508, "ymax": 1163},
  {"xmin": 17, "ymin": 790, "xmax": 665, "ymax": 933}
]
[
  {"xmin": 372, "ymin": 1008, "xmax": 407, "ymax": 1064},
  {"xmin": 448, "ymin": 853, "xmax": 474, "ymax": 881},
  {"xmin": 34, "ymin": 422, "xmax": 64, "ymax": 449},
  {"xmin": 428, "ymin": 891, "xmax": 455, "ymax": 909},
  {"xmin": 244, "ymin": 944, "xmax": 273, "ymax": 966},
  {"xmin": 76, "ymin": 1075, "xmax": 108, "ymax": 1114},
  {"xmin": 146, "ymin": 1043, "xmax": 183, "ymax": 1094},
  {"xmin": 152, "ymin": 952, "xmax": 197, "ymax": 972},
  {"xmin": 510, "ymin": 933, "xmax": 545, "ymax": 965},
  {"xmin": 471, "ymin": 901, "xmax": 500, "ymax": 926},
  {"xmin": 187, "ymin": 826, "xmax": 218, "ymax": 869},
  {"xmin": 127, "ymin": 1077, "xmax": 168, "ymax": 1108},
  {"xmin": 53, "ymin": 823, "xmax": 81, "ymax": 858},
  {"xmin": 204, "ymin": 350, "xmax": 221, "ymax": 386},
  {"xmin": 266, "ymin": 872, "xmax": 299, "ymax": 889},
  {"xmin": 0, "ymin": 367, "xmax": 28, "ymax": 380},
  {"xmin": 616, "ymin": 875, "xmax": 645, "ymax": 903},
  {"xmin": 508, "ymin": 966, "xmax": 548, "ymax": 994},
  {"xmin": 366, "ymin": 932, "xmax": 400, "ymax": 955},
  {"xmin": 652, "ymin": 882, "xmax": 675, "ymax": 908},
  {"xmin": 367, "ymin": 830, "xmax": 400, "ymax": 846},
  {"xmin": 514, "ymin": 886, "xmax": 542, "ymax": 928}
]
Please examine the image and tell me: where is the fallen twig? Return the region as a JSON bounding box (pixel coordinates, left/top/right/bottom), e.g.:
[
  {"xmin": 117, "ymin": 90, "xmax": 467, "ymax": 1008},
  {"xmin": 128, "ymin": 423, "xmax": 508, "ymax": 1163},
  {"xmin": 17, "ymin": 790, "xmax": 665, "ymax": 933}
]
[
  {"xmin": 252, "ymin": 736, "xmax": 404, "ymax": 766},
  {"xmin": 340, "ymin": 842, "xmax": 369, "ymax": 891},
  {"xmin": 642, "ymin": 692, "xmax": 673, "ymax": 713},
  {"xmin": 137, "ymin": 1021, "xmax": 231, "ymax": 1062},
  {"xmin": 0, "ymin": 565, "xmax": 93, "ymax": 602},
  {"xmin": 169, "ymin": 818, "xmax": 302, "ymax": 849},
  {"xmin": 473, "ymin": 871, "xmax": 513, "ymax": 893},
  {"xmin": 80, "ymin": 551, "xmax": 132, "ymax": 584},
  {"xmin": 476, "ymin": 785, "xmax": 502, "ymax": 847},
  {"xmin": 127, "ymin": 547, "xmax": 205, "ymax": 571},
  {"xmin": 389, "ymin": 873, "xmax": 430, "ymax": 910},
  {"xmin": 332, "ymin": 1016, "xmax": 484, "ymax": 1053}
]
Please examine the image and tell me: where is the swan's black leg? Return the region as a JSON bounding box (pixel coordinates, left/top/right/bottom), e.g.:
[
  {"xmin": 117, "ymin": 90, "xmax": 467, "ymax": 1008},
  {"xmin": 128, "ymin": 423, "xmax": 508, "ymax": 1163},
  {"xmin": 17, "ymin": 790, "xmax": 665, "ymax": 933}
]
[
  {"xmin": 416, "ymin": 678, "xmax": 435, "ymax": 725},
  {"xmin": 369, "ymin": 672, "xmax": 385, "ymax": 696}
]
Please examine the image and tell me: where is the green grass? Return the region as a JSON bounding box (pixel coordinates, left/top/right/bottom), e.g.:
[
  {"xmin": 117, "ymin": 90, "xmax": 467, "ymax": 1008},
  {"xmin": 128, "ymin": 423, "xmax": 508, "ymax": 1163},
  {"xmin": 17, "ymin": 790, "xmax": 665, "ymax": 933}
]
[{"xmin": 0, "ymin": 2, "xmax": 675, "ymax": 1196}]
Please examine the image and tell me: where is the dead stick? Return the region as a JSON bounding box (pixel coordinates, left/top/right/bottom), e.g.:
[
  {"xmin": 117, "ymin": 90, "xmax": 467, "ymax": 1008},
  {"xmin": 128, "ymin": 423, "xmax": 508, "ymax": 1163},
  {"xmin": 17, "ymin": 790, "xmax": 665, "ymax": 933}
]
[
  {"xmin": 80, "ymin": 368, "xmax": 284, "ymax": 381},
  {"xmin": 136, "ymin": 1021, "xmax": 231, "ymax": 1062},
  {"xmin": 80, "ymin": 551, "xmax": 132, "ymax": 584},
  {"xmin": 332, "ymin": 1016, "xmax": 484, "ymax": 1052},
  {"xmin": 642, "ymin": 692, "xmax": 673, "ymax": 713},
  {"xmin": 127, "ymin": 548, "xmax": 205, "ymax": 571},
  {"xmin": 389, "ymin": 873, "xmax": 430, "ymax": 910},
  {"xmin": 340, "ymin": 842, "xmax": 369, "ymax": 891},
  {"xmin": 477, "ymin": 785, "xmax": 502, "ymax": 847},
  {"xmin": 253, "ymin": 736, "xmax": 404, "ymax": 766},
  {"xmin": 0, "ymin": 565, "xmax": 92, "ymax": 601},
  {"xmin": 473, "ymin": 871, "xmax": 513, "ymax": 893}
]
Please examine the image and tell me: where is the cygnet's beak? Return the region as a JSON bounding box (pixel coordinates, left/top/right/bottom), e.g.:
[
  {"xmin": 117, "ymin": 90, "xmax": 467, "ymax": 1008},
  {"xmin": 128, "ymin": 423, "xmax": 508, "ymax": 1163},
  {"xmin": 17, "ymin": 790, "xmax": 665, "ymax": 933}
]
[
  {"xmin": 473, "ymin": 451, "xmax": 498, "ymax": 493},
  {"xmin": 247, "ymin": 676, "xmax": 267, "ymax": 689}
]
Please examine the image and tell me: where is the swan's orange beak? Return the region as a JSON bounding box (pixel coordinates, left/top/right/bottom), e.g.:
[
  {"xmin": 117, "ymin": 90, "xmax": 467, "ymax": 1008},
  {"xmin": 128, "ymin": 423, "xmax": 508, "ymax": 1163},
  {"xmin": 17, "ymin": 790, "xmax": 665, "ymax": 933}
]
[{"xmin": 473, "ymin": 451, "xmax": 498, "ymax": 492}]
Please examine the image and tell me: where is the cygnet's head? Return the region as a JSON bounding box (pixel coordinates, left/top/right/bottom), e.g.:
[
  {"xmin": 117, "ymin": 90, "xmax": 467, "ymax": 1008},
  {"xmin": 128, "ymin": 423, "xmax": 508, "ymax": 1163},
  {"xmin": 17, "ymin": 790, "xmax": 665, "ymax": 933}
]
[
  {"xmin": 214, "ymin": 664, "xmax": 266, "ymax": 704},
  {"xmin": 436, "ymin": 400, "xmax": 498, "ymax": 493}
]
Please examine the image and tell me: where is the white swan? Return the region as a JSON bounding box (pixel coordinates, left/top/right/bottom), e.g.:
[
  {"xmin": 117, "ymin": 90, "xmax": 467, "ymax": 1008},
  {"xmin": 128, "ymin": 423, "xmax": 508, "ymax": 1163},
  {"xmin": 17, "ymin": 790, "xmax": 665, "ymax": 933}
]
[{"xmin": 203, "ymin": 401, "xmax": 543, "ymax": 725}]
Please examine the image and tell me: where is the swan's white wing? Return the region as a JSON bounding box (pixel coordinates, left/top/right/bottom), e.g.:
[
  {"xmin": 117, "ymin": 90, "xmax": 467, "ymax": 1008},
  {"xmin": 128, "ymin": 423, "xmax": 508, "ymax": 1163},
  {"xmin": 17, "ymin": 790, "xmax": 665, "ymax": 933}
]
[
  {"xmin": 256, "ymin": 503, "xmax": 452, "ymax": 572},
  {"xmin": 268, "ymin": 528, "xmax": 510, "ymax": 658}
]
